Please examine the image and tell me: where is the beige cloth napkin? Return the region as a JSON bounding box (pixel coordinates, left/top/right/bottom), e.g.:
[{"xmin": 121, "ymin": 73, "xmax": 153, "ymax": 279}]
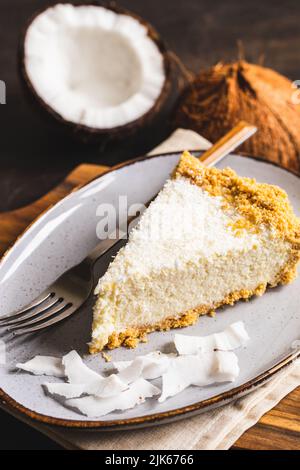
[{"xmin": 2, "ymin": 129, "xmax": 300, "ymax": 449}]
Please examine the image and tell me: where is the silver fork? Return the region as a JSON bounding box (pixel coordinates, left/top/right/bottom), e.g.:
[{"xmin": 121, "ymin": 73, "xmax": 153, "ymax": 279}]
[
  {"xmin": 0, "ymin": 121, "xmax": 256, "ymax": 335},
  {"xmin": 0, "ymin": 238, "xmax": 124, "ymax": 335}
]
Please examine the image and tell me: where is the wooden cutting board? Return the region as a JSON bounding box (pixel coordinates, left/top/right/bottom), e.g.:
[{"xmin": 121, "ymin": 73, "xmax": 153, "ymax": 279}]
[{"xmin": 0, "ymin": 162, "xmax": 299, "ymax": 450}]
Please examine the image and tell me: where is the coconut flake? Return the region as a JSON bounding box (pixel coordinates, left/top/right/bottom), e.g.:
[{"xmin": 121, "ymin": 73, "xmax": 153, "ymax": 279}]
[
  {"xmin": 17, "ymin": 344, "xmax": 243, "ymax": 417},
  {"xmin": 44, "ymin": 382, "xmax": 86, "ymax": 399},
  {"xmin": 174, "ymin": 321, "xmax": 249, "ymax": 355},
  {"xmin": 67, "ymin": 378, "xmax": 160, "ymax": 418},
  {"xmin": 16, "ymin": 355, "xmax": 64, "ymax": 377},
  {"xmin": 114, "ymin": 351, "xmax": 173, "ymax": 381},
  {"xmin": 62, "ymin": 350, "xmax": 102, "ymax": 384},
  {"xmin": 59, "ymin": 351, "xmax": 127, "ymax": 398},
  {"xmin": 44, "ymin": 375, "xmax": 127, "ymax": 399},
  {"xmin": 86, "ymin": 374, "xmax": 127, "ymax": 398},
  {"xmin": 0, "ymin": 340, "xmax": 6, "ymax": 365},
  {"xmin": 159, "ymin": 351, "xmax": 239, "ymax": 402}
]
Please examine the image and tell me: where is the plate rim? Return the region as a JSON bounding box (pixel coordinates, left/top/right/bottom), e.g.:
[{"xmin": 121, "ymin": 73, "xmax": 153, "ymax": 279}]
[{"xmin": 0, "ymin": 151, "xmax": 299, "ymax": 430}]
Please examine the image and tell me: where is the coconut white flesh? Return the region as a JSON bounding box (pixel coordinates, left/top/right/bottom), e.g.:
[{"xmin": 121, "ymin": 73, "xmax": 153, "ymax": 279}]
[
  {"xmin": 24, "ymin": 4, "xmax": 165, "ymax": 129},
  {"xmin": 44, "ymin": 382, "xmax": 86, "ymax": 399},
  {"xmin": 62, "ymin": 350, "xmax": 103, "ymax": 384},
  {"xmin": 44, "ymin": 373, "xmax": 127, "ymax": 399},
  {"xmin": 174, "ymin": 321, "xmax": 250, "ymax": 355},
  {"xmin": 114, "ymin": 351, "xmax": 173, "ymax": 381},
  {"xmin": 62, "ymin": 351, "xmax": 129, "ymax": 397},
  {"xmin": 86, "ymin": 374, "xmax": 128, "ymax": 398},
  {"xmin": 159, "ymin": 351, "xmax": 239, "ymax": 402},
  {"xmin": 18, "ymin": 345, "xmax": 242, "ymax": 416},
  {"xmin": 16, "ymin": 355, "xmax": 64, "ymax": 377},
  {"xmin": 67, "ymin": 378, "xmax": 160, "ymax": 418},
  {"xmin": 0, "ymin": 340, "xmax": 6, "ymax": 365}
]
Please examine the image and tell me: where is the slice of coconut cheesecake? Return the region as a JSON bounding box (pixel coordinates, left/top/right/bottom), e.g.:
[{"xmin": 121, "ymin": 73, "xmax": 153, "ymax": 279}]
[{"xmin": 90, "ymin": 151, "xmax": 300, "ymax": 353}]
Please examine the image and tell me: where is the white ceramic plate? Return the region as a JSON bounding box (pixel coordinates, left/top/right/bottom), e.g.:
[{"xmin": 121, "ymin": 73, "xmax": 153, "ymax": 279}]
[{"xmin": 0, "ymin": 152, "xmax": 299, "ymax": 430}]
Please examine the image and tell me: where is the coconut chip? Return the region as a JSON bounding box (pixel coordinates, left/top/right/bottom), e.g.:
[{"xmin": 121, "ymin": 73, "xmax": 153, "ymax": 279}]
[
  {"xmin": 174, "ymin": 321, "xmax": 249, "ymax": 355},
  {"xmin": 44, "ymin": 383, "xmax": 86, "ymax": 399},
  {"xmin": 62, "ymin": 350, "xmax": 103, "ymax": 384},
  {"xmin": 44, "ymin": 373, "xmax": 128, "ymax": 399},
  {"xmin": 16, "ymin": 322, "xmax": 247, "ymax": 416},
  {"xmin": 159, "ymin": 351, "xmax": 239, "ymax": 402},
  {"xmin": 16, "ymin": 355, "xmax": 64, "ymax": 377},
  {"xmin": 87, "ymin": 374, "xmax": 128, "ymax": 398},
  {"xmin": 40, "ymin": 351, "xmax": 127, "ymax": 399},
  {"xmin": 67, "ymin": 378, "xmax": 160, "ymax": 418},
  {"xmin": 62, "ymin": 350, "xmax": 127, "ymax": 397},
  {"xmin": 114, "ymin": 351, "xmax": 173, "ymax": 381}
]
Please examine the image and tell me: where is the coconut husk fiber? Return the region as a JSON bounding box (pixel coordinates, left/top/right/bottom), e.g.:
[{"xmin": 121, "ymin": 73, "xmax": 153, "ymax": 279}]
[{"xmin": 175, "ymin": 61, "xmax": 300, "ymax": 173}]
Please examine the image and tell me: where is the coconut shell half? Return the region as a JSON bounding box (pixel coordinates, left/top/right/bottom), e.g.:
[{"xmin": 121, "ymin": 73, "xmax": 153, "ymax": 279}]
[
  {"xmin": 19, "ymin": 2, "xmax": 174, "ymax": 145},
  {"xmin": 175, "ymin": 61, "xmax": 300, "ymax": 173}
]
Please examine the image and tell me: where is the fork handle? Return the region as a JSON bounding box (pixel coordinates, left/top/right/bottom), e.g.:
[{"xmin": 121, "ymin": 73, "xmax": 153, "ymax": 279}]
[
  {"xmin": 199, "ymin": 121, "xmax": 257, "ymax": 167},
  {"xmin": 85, "ymin": 236, "xmax": 124, "ymax": 266}
]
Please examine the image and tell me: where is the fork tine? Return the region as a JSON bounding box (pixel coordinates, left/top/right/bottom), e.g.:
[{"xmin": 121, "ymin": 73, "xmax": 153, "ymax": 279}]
[
  {"xmin": 12, "ymin": 303, "xmax": 74, "ymax": 336},
  {"xmin": 7, "ymin": 299, "xmax": 68, "ymax": 331},
  {"xmin": 0, "ymin": 291, "xmax": 54, "ymax": 323},
  {"xmin": 0, "ymin": 295, "xmax": 59, "ymax": 326}
]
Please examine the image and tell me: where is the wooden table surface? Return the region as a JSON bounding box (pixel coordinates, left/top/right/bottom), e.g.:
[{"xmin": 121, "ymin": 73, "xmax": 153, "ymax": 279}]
[{"xmin": 0, "ymin": 0, "xmax": 299, "ymax": 450}]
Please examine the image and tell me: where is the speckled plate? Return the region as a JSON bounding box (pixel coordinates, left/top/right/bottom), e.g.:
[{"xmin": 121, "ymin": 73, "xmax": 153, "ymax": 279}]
[{"xmin": 0, "ymin": 151, "xmax": 299, "ymax": 430}]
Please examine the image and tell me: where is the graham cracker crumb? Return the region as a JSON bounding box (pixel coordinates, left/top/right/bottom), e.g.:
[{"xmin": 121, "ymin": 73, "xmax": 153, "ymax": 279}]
[
  {"xmin": 174, "ymin": 151, "xmax": 300, "ymax": 245},
  {"xmin": 101, "ymin": 352, "xmax": 112, "ymax": 362}
]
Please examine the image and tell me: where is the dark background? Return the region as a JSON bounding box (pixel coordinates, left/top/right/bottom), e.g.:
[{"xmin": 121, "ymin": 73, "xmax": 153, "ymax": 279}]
[
  {"xmin": 1, "ymin": 0, "xmax": 300, "ymax": 213},
  {"xmin": 0, "ymin": 0, "xmax": 300, "ymax": 450}
]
